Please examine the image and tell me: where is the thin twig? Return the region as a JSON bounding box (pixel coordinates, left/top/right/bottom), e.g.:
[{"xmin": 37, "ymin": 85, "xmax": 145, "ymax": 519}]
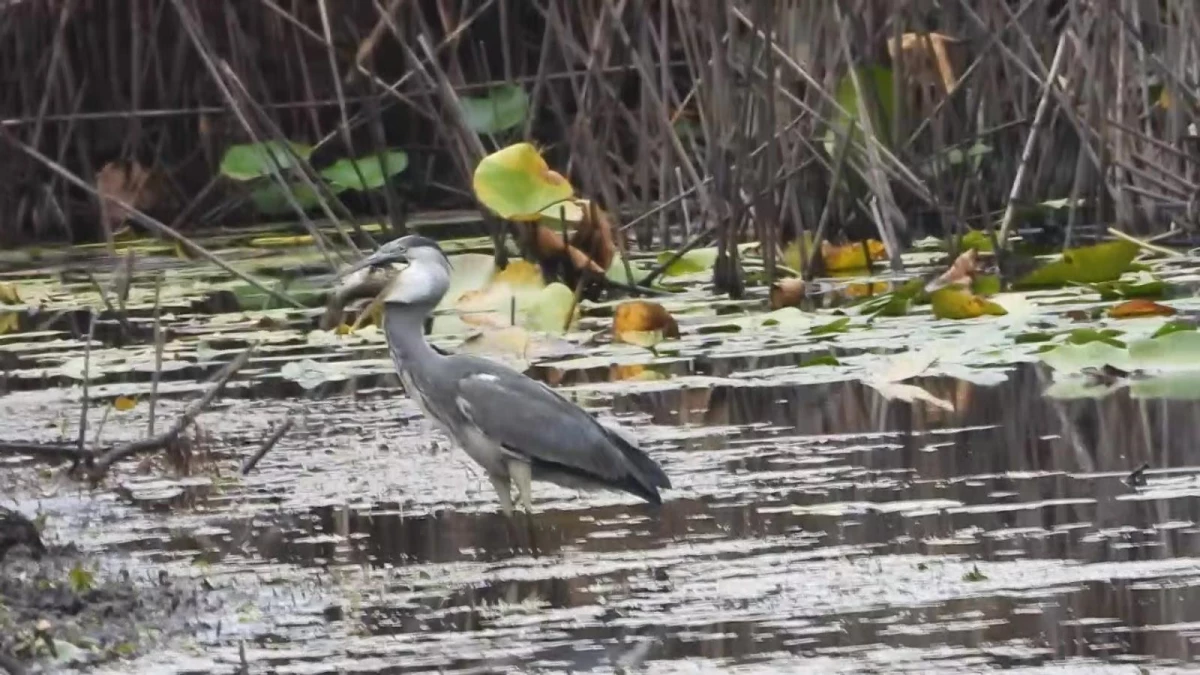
[
  {"xmin": 241, "ymin": 417, "xmax": 295, "ymax": 475},
  {"xmin": 85, "ymin": 343, "xmax": 258, "ymax": 480},
  {"xmin": 148, "ymin": 271, "xmax": 164, "ymax": 437},
  {"xmin": 76, "ymin": 309, "xmax": 96, "ymax": 455},
  {"xmin": 998, "ymin": 32, "xmax": 1071, "ymax": 245}
]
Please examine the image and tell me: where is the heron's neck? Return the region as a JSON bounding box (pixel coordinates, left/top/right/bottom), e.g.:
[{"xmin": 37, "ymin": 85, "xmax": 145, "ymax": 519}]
[{"xmin": 382, "ymin": 302, "xmax": 439, "ymax": 368}]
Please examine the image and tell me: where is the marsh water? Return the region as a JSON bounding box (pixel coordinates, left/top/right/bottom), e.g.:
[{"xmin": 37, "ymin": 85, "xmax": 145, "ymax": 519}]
[{"xmin": 4, "ymin": 227, "xmax": 1200, "ymax": 673}]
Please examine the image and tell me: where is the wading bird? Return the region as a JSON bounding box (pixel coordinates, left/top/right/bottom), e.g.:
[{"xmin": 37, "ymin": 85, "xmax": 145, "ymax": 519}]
[{"xmin": 344, "ymin": 235, "xmax": 671, "ymax": 515}]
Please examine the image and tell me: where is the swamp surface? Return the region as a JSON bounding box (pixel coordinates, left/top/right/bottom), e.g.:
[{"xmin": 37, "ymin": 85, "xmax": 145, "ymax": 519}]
[{"xmin": 4, "ymin": 225, "xmax": 1200, "ymax": 674}]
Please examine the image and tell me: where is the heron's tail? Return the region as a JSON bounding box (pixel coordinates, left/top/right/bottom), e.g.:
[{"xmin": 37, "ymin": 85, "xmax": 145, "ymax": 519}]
[{"xmin": 600, "ymin": 425, "xmax": 672, "ymax": 500}]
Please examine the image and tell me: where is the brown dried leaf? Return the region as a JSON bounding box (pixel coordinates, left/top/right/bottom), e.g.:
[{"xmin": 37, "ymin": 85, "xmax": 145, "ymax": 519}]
[
  {"xmin": 887, "ymin": 32, "xmax": 961, "ymax": 94},
  {"xmin": 570, "ymin": 202, "xmax": 616, "ymax": 271},
  {"xmin": 769, "ymin": 278, "xmax": 805, "ymax": 310},
  {"xmin": 533, "ymin": 225, "xmax": 604, "ymax": 274},
  {"xmin": 95, "ymin": 160, "xmax": 165, "ymax": 234},
  {"xmin": 1108, "ymin": 299, "xmax": 1177, "ymax": 319},
  {"xmin": 926, "ymin": 248, "xmax": 980, "ymax": 292}
]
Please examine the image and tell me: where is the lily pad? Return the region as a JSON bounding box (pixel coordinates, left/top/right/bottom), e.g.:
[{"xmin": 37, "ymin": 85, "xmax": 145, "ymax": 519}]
[
  {"xmin": 320, "ymin": 150, "xmax": 409, "ymax": 191},
  {"xmin": 248, "ymin": 182, "xmax": 325, "ymax": 216},
  {"xmin": 929, "ymin": 287, "xmax": 1007, "ymax": 320},
  {"xmin": 460, "ymin": 84, "xmax": 530, "ymax": 134},
  {"xmin": 656, "ymin": 248, "xmax": 719, "ymax": 277},
  {"xmin": 522, "ymin": 282, "xmax": 578, "ymax": 334},
  {"xmin": 606, "ymin": 254, "xmax": 655, "ymax": 287},
  {"xmin": 1014, "ymin": 240, "xmax": 1140, "ymax": 289},
  {"xmin": 472, "ymin": 143, "xmax": 575, "ymax": 222},
  {"xmin": 220, "ymin": 141, "xmax": 314, "ymax": 181}
]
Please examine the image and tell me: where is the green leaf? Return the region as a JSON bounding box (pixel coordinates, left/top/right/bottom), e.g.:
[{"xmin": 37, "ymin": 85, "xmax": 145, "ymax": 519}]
[
  {"xmin": 656, "ymin": 247, "xmax": 718, "ymax": 277},
  {"xmin": 800, "ymin": 354, "xmax": 841, "ymax": 367},
  {"xmin": 472, "ymin": 143, "xmax": 574, "ymax": 221},
  {"xmin": 68, "ymin": 564, "xmax": 95, "ymax": 593},
  {"xmin": 220, "ymin": 141, "xmax": 314, "ymax": 181},
  {"xmin": 971, "ymin": 274, "xmax": 1001, "ymax": 296},
  {"xmin": 1127, "ymin": 330, "xmax": 1200, "ymax": 369},
  {"xmin": 823, "ymin": 66, "xmax": 896, "ymax": 157},
  {"xmin": 1152, "ymin": 320, "xmax": 1197, "ymax": 339},
  {"xmin": 247, "ymin": 182, "xmax": 325, "ymax": 216},
  {"xmin": 960, "ymin": 230, "xmax": 994, "ymax": 253},
  {"xmin": 1088, "ymin": 272, "xmax": 1167, "ymax": 300},
  {"xmin": 929, "ymin": 287, "xmax": 1007, "ymax": 320},
  {"xmin": 605, "ymin": 254, "xmax": 654, "ymax": 286},
  {"xmin": 809, "ymin": 316, "xmax": 851, "ymax": 335},
  {"xmin": 319, "ymin": 150, "xmax": 409, "ymax": 191},
  {"xmin": 460, "ymin": 84, "xmax": 530, "ymax": 134},
  {"xmin": 1065, "ymin": 327, "xmax": 1125, "ymax": 348},
  {"xmin": 1014, "ymin": 240, "xmax": 1140, "ymax": 289},
  {"xmin": 1014, "ymin": 331, "xmax": 1055, "ymax": 344},
  {"xmin": 522, "ymin": 282, "xmax": 577, "ymax": 334}
]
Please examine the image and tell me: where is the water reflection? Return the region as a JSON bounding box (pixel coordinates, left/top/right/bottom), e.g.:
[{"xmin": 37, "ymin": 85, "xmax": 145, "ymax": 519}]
[{"xmin": 16, "ymin": 355, "xmax": 1200, "ymax": 672}]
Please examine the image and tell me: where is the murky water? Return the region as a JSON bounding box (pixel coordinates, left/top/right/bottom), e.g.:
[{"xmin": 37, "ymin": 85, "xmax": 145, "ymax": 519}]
[{"xmin": 4, "ymin": 236, "xmax": 1200, "ymax": 673}]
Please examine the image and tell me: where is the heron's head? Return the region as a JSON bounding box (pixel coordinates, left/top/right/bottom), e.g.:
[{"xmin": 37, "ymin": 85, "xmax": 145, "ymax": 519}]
[{"xmin": 343, "ymin": 235, "xmax": 451, "ymax": 307}]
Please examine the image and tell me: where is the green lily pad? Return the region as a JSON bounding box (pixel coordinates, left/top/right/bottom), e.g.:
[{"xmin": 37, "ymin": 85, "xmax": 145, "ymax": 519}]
[
  {"xmin": 460, "ymin": 84, "xmax": 530, "ymax": 134},
  {"xmin": 1152, "ymin": 320, "xmax": 1197, "ymax": 339},
  {"xmin": 1127, "ymin": 330, "xmax": 1200, "ymax": 369},
  {"xmin": 1088, "ymin": 272, "xmax": 1168, "ymax": 300},
  {"xmin": 606, "ymin": 254, "xmax": 655, "ymax": 287},
  {"xmin": 1014, "ymin": 240, "xmax": 1140, "ymax": 289},
  {"xmin": 1065, "ymin": 328, "xmax": 1125, "ymax": 348},
  {"xmin": 320, "ymin": 150, "xmax": 409, "ymax": 191},
  {"xmin": 1039, "ymin": 340, "xmax": 1132, "ymax": 374},
  {"xmin": 960, "ymin": 230, "xmax": 995, "ymax": 253},
  {"xmin": 522, "ymin": 282, "xmax": 577, "ymax": 334},
  {"xmin": 809, "ymin": 316, "xmax": 851, "ymax": 335},
  {"xmin": 247, "ymin": 182, "xmax": 325, "ymax": 216},
  {"xmin": 220, "ymin": 141, "xmax": 314, "ymax": 181},
  {"xmin": 656, "ymin": 248, "xmax": 719, "ymax": 277}
]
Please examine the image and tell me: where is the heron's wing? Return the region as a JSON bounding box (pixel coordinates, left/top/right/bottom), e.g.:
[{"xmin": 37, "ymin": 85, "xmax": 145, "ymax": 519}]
[{"xmin": 450, "ymin": 357, "xmax": 669, "ymax": 499}]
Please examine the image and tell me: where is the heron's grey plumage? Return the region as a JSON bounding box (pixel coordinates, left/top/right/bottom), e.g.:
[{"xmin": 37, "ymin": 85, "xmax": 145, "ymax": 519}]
[{"xmin": 360, "ymin": 235, "xmax": 671, "ymax": 514}]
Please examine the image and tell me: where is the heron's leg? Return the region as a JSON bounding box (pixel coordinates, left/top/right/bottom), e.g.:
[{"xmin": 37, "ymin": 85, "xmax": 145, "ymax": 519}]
[
  {"xmin": 488, "ymin": 473, "xmax": 514, "ymax": 517},
  {"xmin": 507, "ymin": 460, "xmax": 534, "ymax": 513}
]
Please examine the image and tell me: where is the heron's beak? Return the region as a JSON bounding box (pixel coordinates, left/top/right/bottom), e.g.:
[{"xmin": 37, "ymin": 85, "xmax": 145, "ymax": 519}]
[{"xmin": 339, "ymin": 249, "xmax": 407, "ymax": 279}]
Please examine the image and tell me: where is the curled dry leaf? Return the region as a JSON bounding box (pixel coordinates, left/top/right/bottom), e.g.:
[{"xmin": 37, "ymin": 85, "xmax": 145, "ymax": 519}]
[
  {"xmin": 886, "ymin": 32, "xmax": 962, "ymax": 94},
  {"xmin": 613, "ymin": 300, "xmax": 680, "ymax": 348},
  {"xmin": 96, "ymin": 160, "xmax": 169, "ymax": 235},
  {"xmin": 769, "ymin": 278, "xmax": 805, "ymax": 310},
  {"xmin": 570, "ymin": 201, "xmax": 616, "ymax": 272},
  {"xmin": 925, "ymin": 248, "xmax": 980, "ymax": 293},
  {"xmin": 925, "ymin": 248, "xmax": 1006, "ymax": 320},
  {"xmin": 1108, "ymin": 299, "xmax": 1177, "ymax": 319}
]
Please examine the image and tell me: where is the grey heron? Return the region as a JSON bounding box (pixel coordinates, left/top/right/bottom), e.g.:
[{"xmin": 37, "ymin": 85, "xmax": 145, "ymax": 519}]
[{"xmin": 345, "ymin": 235, "xmax": 671, "ymax": 515}]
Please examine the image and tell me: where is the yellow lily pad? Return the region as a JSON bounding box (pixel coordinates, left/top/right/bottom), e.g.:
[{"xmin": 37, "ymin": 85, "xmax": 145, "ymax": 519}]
[
  {"xmin": 113, "ymin": 395, "xmax": 137, "ymax": 411},
  {"xmin": 472, "ymin": 143, "xmax": 575, "ymax": 222},
  {"xmin": 0, "ymin": 283, "xmax": 19, "ymax": 305},
  {"xmin": 0, "ymin": 311, "xmax": 19, "ymax": 335},
  {"xmin": 930, "ymin": 287, "xmax": 1008, "ymax": 320}
]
